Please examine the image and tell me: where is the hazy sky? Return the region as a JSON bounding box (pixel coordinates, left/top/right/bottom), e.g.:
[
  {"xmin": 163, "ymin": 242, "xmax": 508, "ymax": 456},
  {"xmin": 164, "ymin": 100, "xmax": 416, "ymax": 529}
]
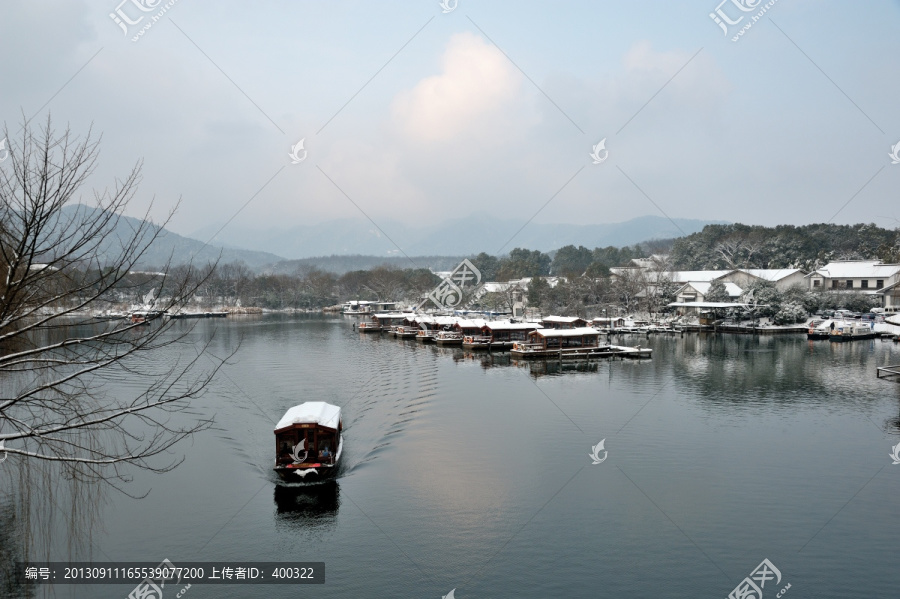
[{"xmin": 1, "ymin": 0, "xmax": 898, "ymax": 243}]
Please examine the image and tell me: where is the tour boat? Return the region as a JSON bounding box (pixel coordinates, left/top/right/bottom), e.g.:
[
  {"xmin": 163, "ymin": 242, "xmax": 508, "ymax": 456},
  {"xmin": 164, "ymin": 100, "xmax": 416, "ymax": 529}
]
[
  {"xmin": 434, "ymin": 330, "xmax": 463, "ymax": 346},
  {"xmin": 807, "ymin": 319, "xmax": 833, "ymax": 340},
  {"xmin": 829, "ymin": 322, "xmax": 876, "ymax": 342},
  {"xmin": 274, "ymin": 402, "xmax": 343, "ymax": 481},
  {"xmin": 510, "ymin": 328, "xmax": 652, "ymax": 359}
]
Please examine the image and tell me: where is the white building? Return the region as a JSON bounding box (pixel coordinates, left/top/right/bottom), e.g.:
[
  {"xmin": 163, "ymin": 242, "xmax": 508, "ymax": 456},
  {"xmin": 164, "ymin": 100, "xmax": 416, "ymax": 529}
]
[{"xmin": 805, "ymin": 260, "xmax": 900, "ymax": 293}]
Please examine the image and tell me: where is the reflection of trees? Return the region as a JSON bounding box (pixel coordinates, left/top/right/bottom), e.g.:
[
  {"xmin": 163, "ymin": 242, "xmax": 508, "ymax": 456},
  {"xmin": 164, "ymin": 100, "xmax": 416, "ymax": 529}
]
[
  {"xmin": 668, "ymin": 335, "xmax": 873, "ymax": 405},
  {"xmin": 0, "ymin": 458, "xmax": 104, "ymax": 598}
]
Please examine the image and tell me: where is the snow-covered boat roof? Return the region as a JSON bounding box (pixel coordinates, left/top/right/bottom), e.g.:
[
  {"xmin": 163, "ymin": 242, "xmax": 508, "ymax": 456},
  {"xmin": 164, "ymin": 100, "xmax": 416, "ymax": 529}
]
[
  {"xmin": 530, "ymin": 327, "xmax": 602, "ymax": 338},
  {"xmin": 541, "ymin": 315, "xmax": 587, "ymax": 323},
  {"xmin": 275, "ymin": 402, "xmax": 341, "ymax": 432},
  {"xmin": 483, "ymin": 321, "xmax": 542, "ymax": 331},
  {"xmin": 454, "ymin": 318, "xmax": 488, "ymax": 328}
]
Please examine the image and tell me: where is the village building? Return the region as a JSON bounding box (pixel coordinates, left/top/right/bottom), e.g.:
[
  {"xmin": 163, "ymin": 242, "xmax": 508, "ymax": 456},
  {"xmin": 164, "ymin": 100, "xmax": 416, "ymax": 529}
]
[
  {"xmin": 674, "ymin": 281, "xmax": 743, "ymax": 304},
  {"xmin": 805, "ymin": 260, "xmax": 900, "ymax": 294}
]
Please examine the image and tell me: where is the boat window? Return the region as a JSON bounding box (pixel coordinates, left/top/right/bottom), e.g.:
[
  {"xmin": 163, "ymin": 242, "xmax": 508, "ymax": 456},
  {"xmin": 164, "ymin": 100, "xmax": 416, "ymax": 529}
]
[
  {"xmin": 318, "ymin": 436, "xmax": 333, "ymax": 456},
  {"xmin": 278, "ymin": 434, "xmax": 294, "ymax": 455}
]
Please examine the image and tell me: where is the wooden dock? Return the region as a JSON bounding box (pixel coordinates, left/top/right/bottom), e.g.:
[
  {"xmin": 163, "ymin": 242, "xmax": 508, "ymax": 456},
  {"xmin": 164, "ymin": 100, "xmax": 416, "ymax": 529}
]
[{"xmin": 876, "ymin": 365, "xmax": 900, "ymax": 382}]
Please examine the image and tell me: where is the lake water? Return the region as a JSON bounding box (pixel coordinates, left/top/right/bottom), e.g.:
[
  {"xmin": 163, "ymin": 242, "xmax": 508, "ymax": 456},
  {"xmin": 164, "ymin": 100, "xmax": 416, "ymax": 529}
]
[{"xmin": 7, "ymin": 314, "xmax": 900, "ymax": 598}]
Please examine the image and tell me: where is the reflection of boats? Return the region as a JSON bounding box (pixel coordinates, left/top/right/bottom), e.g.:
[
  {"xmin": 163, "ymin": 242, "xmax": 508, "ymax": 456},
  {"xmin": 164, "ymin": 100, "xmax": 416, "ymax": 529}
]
[
  {"xmin": 274, "ymin": 402, "xmax": 343, "ymax": 481},
  {"xmin": 167, "ymin": 311, "xmax": 227, "ymax": 319},
  {"xmin": 274, "ymin": 480, "xmax": 339, "ymax": 522}
]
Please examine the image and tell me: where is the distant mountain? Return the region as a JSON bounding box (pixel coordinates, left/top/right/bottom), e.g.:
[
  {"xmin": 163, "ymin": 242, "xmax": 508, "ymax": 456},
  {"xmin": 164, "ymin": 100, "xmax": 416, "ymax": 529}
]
[
  {"xmin": 267, "ymin": 255, "xmax": 467, "ymax": 276},
  {"xmin": 61, "ymin": 205, "xmax": 286, "ymax": 270},
  {"xmin": 190, "ymin": 215, "xmax": 727, "ymax": 259}
]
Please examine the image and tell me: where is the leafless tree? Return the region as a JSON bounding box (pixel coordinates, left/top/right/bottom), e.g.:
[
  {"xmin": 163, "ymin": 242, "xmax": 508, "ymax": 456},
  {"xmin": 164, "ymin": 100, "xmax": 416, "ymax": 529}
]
[{"xmin": 0, "ymin": 116, "xmax": 228, "ymax": 490}]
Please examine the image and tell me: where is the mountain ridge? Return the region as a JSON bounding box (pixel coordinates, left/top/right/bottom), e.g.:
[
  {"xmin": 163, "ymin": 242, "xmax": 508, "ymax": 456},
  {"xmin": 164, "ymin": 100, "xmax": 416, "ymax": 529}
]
[{"xmin": 189, "ymin": 215, "xmax": 728, "ymax": 259}]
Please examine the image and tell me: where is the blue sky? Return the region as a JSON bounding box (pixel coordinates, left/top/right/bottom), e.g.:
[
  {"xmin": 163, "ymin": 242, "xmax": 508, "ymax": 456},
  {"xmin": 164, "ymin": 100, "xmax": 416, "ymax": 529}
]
[{"xmin": 1, "ymin": 0, "xmax": 898, "ymax": 243}]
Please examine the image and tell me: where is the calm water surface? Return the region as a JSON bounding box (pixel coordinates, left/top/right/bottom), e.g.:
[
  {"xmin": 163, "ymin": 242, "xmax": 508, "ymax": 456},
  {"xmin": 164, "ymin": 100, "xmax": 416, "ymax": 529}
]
[{"xmin": 27, "ymin": 315, "xmax": 900, "ymax": 597}]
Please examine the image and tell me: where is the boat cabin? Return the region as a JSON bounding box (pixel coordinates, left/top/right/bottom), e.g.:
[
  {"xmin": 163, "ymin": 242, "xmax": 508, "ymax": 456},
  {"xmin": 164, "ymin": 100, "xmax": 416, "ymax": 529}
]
[
  {"xmin": 274, "ymin": 402, "xmax": 343, "ymax": 480},
  {"xmin": 452, "ymin": 318, "xmax": 488, "ymax": 336},
  {"xmin": 526, "ymin": 327, "xmax": 602, "ymax": 349},
  {"xmin": 540, "ymin": 315, "xmax": 589, "ymax": 329},
  {"xmin": 482, "ymin": 321, "xmax": 541, "ymax": 342}
]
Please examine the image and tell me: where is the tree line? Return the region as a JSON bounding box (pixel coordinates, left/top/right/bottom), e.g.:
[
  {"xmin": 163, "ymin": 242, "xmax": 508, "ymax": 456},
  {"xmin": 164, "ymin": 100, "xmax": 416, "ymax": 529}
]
[{"xmin": 669, "ymin": 223, "xmax": 900, "ymax": 271}]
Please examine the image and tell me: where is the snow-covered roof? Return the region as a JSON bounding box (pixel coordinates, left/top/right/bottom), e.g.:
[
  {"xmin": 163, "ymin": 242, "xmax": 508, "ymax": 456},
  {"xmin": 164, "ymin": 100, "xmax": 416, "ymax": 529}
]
[
  {"xmin": 454, "ymin": 318, "xmax": 488, "ymax": 328},
  {"xmin": 530, "ymin": 327, "xmax": 602, "ymax": 338},
  {"xmin": 483, "ymin": 322, "xmax": 542, "ymax": 331},
  {"xmin": 275, "ymin": 402, "xmax": 341, "ymax": 431},
  {"xmin": 736, "ymin": 268, "xmax": 803, "ymax": 281},
  {"xmin": 668, "ymin": 302, "xmax": 752, "ymax": 308},
  {"xmin": 482, "ymin": 281, "xmax": 515, "ymax": 292},
  {"xmin": 680, "ymin": 281, "xmax": 743, "ymax": 297},
  {"xmin": 541, "ymin": 315, "xmax": 587, "ymax": 323},
  {"xmin": 809, "ymin": 261, "xmax": 900, "ymax": 279},
  {"xmin": 668, "ymin": 270, "xmax": 732, "ymax": 282},
  {"xmin": 373, "ymin": 312, "xmax": 409, "ymax": 320}
]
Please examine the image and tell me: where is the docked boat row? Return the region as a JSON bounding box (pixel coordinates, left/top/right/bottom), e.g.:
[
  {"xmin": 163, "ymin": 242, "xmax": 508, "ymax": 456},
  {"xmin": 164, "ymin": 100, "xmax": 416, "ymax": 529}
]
[{"xmin": 354, "ymin": 312, "xmax": 653, "ymax": 360}]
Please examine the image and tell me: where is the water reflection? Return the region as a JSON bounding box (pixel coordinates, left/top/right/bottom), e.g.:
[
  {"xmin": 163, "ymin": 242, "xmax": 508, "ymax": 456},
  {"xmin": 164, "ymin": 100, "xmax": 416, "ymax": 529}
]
[{"xmin": 274, "ymin": 481, "xmax": 340, "ymax": 529}]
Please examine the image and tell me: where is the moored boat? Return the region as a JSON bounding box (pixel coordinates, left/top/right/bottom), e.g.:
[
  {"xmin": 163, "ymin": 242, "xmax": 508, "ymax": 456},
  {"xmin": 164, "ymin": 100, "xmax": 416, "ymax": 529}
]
[
  {"xmin": 510, "ymin": 327, "xmax": 652, "ymax": 359},
  {"xmin": 829, "ymin": 322, "xmax": 876, "ymax": 342},
  {"xmin": 807, "ymin": 319, "xmax": 833, "ymax": 340},
  {"xmin": 274, "ymin": 402, "xmax": 343, "ymax": 481},
  {"xmin": 434, "ymin": 330, "xmax": 463, "ymax": 346}
]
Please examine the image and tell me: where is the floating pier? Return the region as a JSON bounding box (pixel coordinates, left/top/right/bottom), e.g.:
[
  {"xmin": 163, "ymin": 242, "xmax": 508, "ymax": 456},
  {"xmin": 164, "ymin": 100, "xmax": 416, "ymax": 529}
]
[{"xmin": 876, "ymin": 365, "xmax": 900, "ymax": 382}]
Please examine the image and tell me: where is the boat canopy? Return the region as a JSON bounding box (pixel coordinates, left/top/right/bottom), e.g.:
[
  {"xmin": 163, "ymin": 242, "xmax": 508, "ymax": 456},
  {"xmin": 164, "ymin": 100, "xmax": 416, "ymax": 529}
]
[
  {"xmin": 275, "ymin": 402, "xmax": 341, "ymax": 432},
  {"xmin": 483, "ymin": 322, "xmax": 542, "ymax": 331},
  {"xmin": 531, "ymin": 327, "xmax": 601, "ymax": 338}
]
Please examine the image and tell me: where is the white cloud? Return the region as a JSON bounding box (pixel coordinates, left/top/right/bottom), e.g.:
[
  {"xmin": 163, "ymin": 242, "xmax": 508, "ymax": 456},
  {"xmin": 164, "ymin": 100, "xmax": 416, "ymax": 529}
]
[{"xmin": 392, "ymin": 32, "xmax": 521, "ymax": 143}]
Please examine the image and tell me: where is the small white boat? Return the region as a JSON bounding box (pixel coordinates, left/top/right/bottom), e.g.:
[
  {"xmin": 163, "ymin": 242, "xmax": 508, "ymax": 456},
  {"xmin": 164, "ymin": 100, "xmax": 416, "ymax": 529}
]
[{"xmin": 274, "ymin": 402, "xmax": 343, "ymax": 481}]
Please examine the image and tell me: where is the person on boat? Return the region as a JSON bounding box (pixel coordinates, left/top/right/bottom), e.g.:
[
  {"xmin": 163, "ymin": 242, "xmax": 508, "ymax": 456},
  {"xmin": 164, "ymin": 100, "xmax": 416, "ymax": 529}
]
[{"xmin": 320, "ymin": 445, "xmax": 331, "ymax": 459}]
